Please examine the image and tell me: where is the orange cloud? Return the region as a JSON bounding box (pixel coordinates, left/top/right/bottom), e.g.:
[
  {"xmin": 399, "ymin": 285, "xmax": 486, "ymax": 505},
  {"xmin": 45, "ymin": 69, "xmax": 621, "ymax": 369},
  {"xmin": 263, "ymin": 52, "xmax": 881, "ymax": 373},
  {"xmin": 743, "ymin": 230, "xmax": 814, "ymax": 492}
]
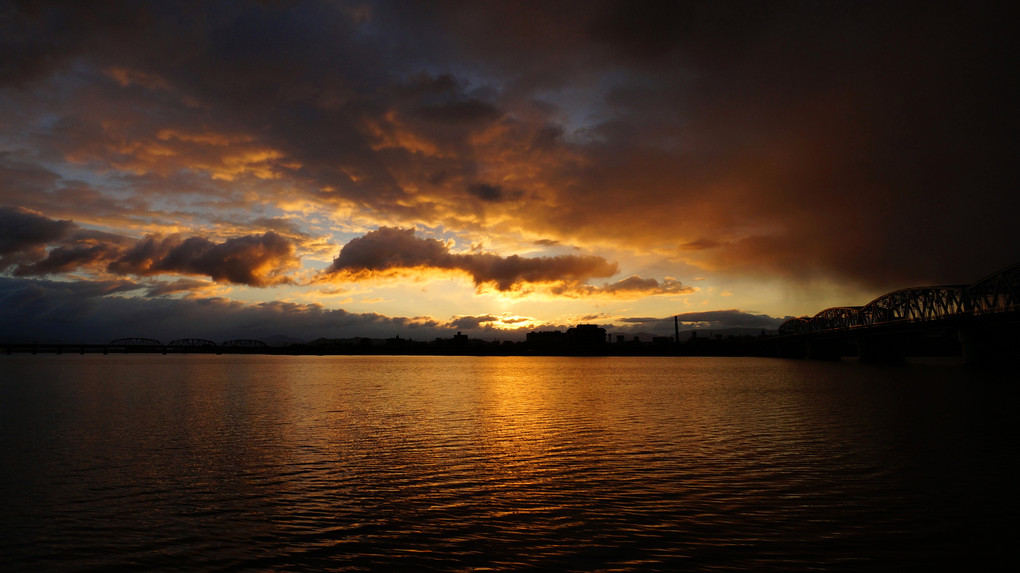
[
  {"xmin": 1, "ymin": 208, "xmax": 300, "ymax": 287},
  {"xmin": 323, "ymin": 226, "xmax": 618, "ymax": 292},
  {"xmin": 554, "ymin": 275, "xmax": 695, "ymax": 299},
  {"xmin": 108, "ymin": 232, "xmax": 299, "ymax": 286},
  {"xmin": 104, "ymin": 67, "xmax": 174, "ymax": 91},
  {"xmin": 4, "ymin": 0, "xmax": 1014, "ymax": 299}
]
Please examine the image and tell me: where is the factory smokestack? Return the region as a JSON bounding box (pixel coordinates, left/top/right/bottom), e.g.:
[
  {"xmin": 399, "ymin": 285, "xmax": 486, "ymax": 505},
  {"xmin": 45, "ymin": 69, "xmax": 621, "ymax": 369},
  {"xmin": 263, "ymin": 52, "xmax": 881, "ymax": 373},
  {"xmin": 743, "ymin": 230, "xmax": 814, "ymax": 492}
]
[{"xmin": 674, "ymin": 315, "xmax": 680, "ymax": 345}]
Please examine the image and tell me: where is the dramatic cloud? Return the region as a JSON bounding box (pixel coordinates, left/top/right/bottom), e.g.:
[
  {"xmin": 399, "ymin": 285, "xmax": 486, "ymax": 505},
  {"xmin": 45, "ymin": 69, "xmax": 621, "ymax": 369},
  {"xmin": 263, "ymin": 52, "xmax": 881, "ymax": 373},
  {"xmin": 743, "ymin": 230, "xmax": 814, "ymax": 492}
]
[
  {"xmin": 557, "ymin": 275, "xmax": 694, "ymax": 299},
  {"xmin": 0, "ymin": 277, "xmax": 487, "ymax": 343},
  {"xmin": 447, "ymin": 314, "xmax": 537, "ymax": 331},
  {"xmin": 13, "ymin": 240, "xmax": 121, "ymax": 276},
  {"xmin": 672, "ymin": 310, "xmax": 783, "ymax": 330},
  {"xmin": 0, "ymin": 277, "xmax": 144, "ymax": 342},
  {"xmin": 381, "ymin": 1, "xmax": 1015, "ymax": 288},
  {"xmin": 325, "ymin": 227, "xmax": 619, "ymax": 291},
  {"xmin": 142, "ymin": 278, "xmax": 218, "ymax": 297},
  {"xmin": 1, "ymin": 1, "xmax": 1016, "ymax": 341},
  {"xmin": 108, "ymin": 232, "xmax": 298, "ymax": 286},
  {"xmin": 0, "ymin": 207, "xmax": 75, "ymax": 269},
  {"xmin": 466, "ymin": 183, "xmax": 504, "ymax": 202},
  {"xmin": 6, "ymin": 2, "xmax": 1014, "ymax": 289},
  {"xmin": 0, "ymin": 208, "xmax": 299, "ymax": 286},
  {"xmin": 448, "ymin": 314, "xmax": 502, "ymax": 330}
]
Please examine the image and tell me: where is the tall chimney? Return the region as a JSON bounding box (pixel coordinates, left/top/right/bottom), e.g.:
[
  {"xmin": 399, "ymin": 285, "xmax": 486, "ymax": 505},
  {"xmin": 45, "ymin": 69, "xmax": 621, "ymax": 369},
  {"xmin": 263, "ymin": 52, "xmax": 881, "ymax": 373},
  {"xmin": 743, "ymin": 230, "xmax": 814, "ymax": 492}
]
[{"xmin": 674, "ymin": 315, "xmax": 680, "ymax": 344}]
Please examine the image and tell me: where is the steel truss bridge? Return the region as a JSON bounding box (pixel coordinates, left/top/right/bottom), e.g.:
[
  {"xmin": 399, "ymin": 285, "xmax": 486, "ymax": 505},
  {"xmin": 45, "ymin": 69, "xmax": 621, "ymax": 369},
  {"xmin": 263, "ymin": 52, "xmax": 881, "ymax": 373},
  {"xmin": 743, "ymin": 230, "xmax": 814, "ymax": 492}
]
[{"xmin": 775, "ymin": 262, "xmax": 1020, "ymax": 363}]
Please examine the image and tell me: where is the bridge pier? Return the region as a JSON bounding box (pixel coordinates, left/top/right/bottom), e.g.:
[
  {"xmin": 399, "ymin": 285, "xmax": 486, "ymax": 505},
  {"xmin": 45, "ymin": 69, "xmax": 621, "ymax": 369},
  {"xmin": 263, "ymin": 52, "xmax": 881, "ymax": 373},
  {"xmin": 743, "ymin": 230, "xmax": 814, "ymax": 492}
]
[
  {"xmin": 774, "ymin": 338, "xmax": 808, "ymax": 359},
  {"xmin": 959, "ymin": 329, "xmax": 981, "ymax": 365},
  {"xmin": 806, "ymin": 338, "xmax": 843, "ymax": 361},
  {"xmin": 855, "ymin": 334, "xmax": 905, "ymax": 364},
  {"xmin": 958, "ymin": 326, "xmax": 1018, "ymax": 366}
]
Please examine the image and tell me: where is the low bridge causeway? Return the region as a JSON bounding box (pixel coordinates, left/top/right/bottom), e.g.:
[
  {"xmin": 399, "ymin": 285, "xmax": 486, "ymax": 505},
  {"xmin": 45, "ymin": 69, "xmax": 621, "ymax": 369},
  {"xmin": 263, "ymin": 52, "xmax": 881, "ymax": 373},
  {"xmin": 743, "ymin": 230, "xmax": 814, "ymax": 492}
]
[{"xmin": 2, "ymin": 338, "xmax": 271, "ymax": 356}]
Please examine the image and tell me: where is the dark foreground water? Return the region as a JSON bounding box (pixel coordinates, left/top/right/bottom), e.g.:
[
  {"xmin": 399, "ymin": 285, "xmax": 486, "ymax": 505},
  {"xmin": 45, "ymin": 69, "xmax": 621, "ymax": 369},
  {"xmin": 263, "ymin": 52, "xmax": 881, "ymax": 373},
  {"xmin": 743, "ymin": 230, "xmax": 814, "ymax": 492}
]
[{"xmin": 1, "ymin": 355, "xmax": 1016, "ymax": 571}]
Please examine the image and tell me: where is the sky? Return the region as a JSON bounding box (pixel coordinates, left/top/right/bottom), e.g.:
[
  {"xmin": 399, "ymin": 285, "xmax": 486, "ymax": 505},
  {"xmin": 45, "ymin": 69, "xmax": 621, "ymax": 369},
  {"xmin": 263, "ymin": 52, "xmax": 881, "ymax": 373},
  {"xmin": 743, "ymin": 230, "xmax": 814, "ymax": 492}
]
[{"xmin": 1, "ymin": 0, "xmax": 1016, "ymax": 344}]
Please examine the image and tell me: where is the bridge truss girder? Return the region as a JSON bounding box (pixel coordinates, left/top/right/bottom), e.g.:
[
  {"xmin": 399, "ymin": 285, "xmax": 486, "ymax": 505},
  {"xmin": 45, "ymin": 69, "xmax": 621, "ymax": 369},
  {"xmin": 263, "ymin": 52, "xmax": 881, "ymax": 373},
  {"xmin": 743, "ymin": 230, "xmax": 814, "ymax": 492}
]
[
  {"xmin": 167, "ymin": 338, "xmax": 218, "ymax": 348},
  {"xmin": 860, "ymin": 286, "xmax": 968, "ymax": 325},
  {"xmin": 778, "ymin": 317, "xmax": 811, "ymax": 335},
  {"xmin": 221, "ymin": 339, "xmax": 268, "ymax": 348},
  {"xmin": 966, "ymin": 262, "xmax": 1019, "ymax": 313}
]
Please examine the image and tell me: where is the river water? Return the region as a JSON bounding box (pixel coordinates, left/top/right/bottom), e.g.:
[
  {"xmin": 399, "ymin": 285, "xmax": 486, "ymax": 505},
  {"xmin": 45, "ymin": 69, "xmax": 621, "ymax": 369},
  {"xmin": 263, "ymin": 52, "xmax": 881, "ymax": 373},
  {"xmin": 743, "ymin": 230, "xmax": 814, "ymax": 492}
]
[{"xmin": 0, "ymin": 355, "xmax": 1015, "ymax": 571}]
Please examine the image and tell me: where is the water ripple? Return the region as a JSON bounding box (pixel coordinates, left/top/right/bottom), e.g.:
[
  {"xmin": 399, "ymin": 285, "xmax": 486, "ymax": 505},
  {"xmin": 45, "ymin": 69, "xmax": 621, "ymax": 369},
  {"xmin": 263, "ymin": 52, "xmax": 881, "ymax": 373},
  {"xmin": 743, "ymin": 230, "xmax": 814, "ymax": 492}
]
[{"xmin": 1, "ymin": 355, "xmax": 1017, "ymax": 570}]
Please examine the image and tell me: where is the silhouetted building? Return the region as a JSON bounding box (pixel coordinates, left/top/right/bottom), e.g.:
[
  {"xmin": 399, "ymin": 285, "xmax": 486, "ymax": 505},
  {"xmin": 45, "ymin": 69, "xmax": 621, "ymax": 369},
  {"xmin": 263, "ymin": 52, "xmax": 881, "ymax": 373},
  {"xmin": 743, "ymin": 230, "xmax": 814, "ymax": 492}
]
[
  {"xmin": 527, "ymin": 330, "xmax": 567, "ymax": 345},
  {"xmin": 567, "ymin": 324, "xmax": 606, "ymax": 346}
]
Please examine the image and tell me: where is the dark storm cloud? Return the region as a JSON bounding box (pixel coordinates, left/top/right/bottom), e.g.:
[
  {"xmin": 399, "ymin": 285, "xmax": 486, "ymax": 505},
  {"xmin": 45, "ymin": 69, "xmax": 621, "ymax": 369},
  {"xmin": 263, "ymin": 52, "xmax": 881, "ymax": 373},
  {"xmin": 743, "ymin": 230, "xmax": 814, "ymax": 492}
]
[
  {"xmin": 0, "ymin": 0, "xmax": 152, "ymax": 86},
  {"xmin": 444, "ymin": 314, "xmax": 538, "ymax": 337},
  {"xmin": 447, "ymin": 314, "xmax": 501, "ymax": 330},
  {"xmin": 0, "ymin": 277, "xmax": 458, "ymax": 343},
  {"xmin": 0, "ymin": 276, "xmax": 140, "ymax": 304},
  {"xmin": 619, "ymin": 310, "xmax": 781, "ymax": 330},
  {"xmin": 0, "ymin": 208, "xmax": 300, "ymax": 286},
  {"xmin": 413, "ymin": 98, "xmax": 501, "ymax": 125},
  {"xmin": 2, "ymin": 0, "xmax": 1016, "ymax": 293},
  {"xmin": 418, "ymin": 1, "xmax": 1018, "ymax": 287},
  {"xmin": 466, "ymin": 183, "xmax": 504, "ymax": 202},
  {"xmin": 4, "ymin": 224, "xmax": 130, "ymax": 276},
  {"xmin": 0, "ymin": 164, "xmax": 129, "ymax": 227},
  {"xmin": 325, "ymin": 227, "xmax": 619, "ymax": 291},
  {"xmin": 0, "ymin": 277, "xmax": 143, "ymax": 342},
  {"xmin": 3, "ymin": 1, "xmax": 406, "ymax": 203},
  {"xmin": 0, "ymin": 154, "xmax": 61, "ymax": 204},
  {"xmin": 142, "ymin": 278, "xmax": 215, "ymax": 297},
  {"xmin": 594, "ymin": 276, "xmax": 692, "ymax": 296},
  {"xmin": 672, "ymin": 310, "xmax": 783, "ymax": 329},
  {"xmin": 13, "ymin": 242, "xmax": 120, "ymax": 276},
  {"xmin": 107, "ymin": 232, "xmax": 298, "ymax": 286},
  {"xmin": 0, "ymin": 274, "xmax": 776, "ymax": 343},
  {"xmin": 0, "ymin": 207, "xmax": 75, "ymax": 269},
  {"xmin": 552, "ymin": 275, "xmax": 694, "ymax": 298}
]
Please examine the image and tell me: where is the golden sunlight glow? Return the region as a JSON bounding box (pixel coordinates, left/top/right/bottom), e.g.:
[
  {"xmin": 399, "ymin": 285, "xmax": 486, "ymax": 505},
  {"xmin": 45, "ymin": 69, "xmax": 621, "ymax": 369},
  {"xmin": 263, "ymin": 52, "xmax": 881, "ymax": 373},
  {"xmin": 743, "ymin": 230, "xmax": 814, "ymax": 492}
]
[{"xmin": 11, "ymin": 1, "xmax": 1000, "ymax": 345}]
